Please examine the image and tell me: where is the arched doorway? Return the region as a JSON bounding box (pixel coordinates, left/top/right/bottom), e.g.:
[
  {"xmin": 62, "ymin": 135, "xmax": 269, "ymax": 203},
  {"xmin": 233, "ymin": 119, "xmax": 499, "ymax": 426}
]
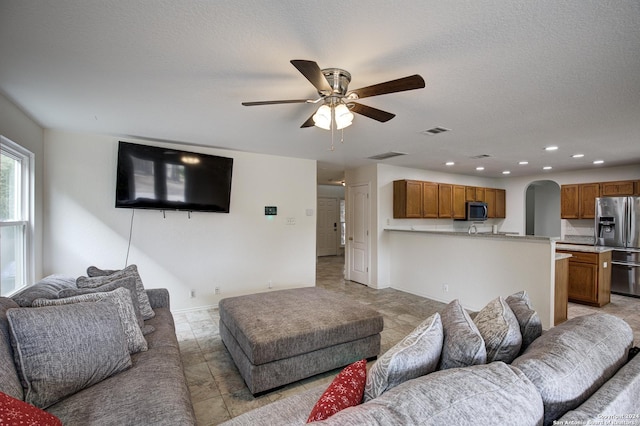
[{"xmin": 525, "ymin": 180, "xmax": 561, "ymax": 237}]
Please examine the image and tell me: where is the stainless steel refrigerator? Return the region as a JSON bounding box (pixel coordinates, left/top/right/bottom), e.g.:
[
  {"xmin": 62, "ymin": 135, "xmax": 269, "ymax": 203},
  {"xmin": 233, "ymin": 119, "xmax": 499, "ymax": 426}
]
[{"xmin": 595, "ymin": 196, "xmax": 640, "ymax": 297}]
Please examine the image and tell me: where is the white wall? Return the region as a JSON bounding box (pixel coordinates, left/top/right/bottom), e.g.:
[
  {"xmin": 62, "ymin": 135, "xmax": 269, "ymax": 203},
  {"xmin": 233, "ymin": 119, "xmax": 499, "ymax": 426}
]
[
  {"xmin": 0, "ymin": 94, "xmax": 44, "ymax": 282},
  {"xmin": 43, "ymin": 129, "xmax": 318, "ymax": 311},
  {"xmin": 388, "ymin": 231, "xmax": 555, "ymax": 329}
]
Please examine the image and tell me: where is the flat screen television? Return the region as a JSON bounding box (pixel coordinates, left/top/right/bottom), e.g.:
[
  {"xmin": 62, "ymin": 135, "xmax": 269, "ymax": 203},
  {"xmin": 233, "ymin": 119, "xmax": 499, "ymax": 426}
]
[{"xmin": 115, "ymin": 141, "xmax": 233, "ymax": 213}]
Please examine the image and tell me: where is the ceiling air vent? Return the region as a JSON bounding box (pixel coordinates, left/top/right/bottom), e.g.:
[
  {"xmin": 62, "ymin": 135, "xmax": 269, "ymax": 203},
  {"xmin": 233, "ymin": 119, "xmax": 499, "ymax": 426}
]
[
  {"xmin": 367, "ymin": 151, "xmax": 408, "ymax": 160},
  {"xmin": 421, "ymin": 127, "xmax": 451, "ymax": 135}
]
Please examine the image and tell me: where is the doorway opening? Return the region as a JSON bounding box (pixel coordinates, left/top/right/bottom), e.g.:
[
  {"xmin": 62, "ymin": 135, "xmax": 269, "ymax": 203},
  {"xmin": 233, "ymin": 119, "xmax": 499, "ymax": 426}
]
[{"xmin": 525, "ymin": 180, "xmax": 561, "ymax": 237}]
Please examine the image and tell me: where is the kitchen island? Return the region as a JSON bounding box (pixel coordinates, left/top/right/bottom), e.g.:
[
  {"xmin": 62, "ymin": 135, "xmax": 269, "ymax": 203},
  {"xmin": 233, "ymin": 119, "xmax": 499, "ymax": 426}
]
[{"xmin": 384, "ymin": 228, "xmax": 558, "ymax": 329}]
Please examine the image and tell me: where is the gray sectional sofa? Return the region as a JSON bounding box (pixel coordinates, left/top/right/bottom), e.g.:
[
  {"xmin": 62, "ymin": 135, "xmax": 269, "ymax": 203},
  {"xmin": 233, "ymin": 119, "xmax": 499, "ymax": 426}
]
[
  {"xmin": 0, "ymin": 273, "xmax": 196, "ymax": 426},
  {"xmin": 222, "ymin": 310, "xmax": 640, "ymax": 425}
]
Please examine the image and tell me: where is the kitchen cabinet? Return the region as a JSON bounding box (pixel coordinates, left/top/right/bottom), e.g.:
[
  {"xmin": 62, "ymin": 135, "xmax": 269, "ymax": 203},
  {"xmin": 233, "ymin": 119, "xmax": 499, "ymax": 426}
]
[
  {"xmin": 601, "ymin": 180, "xmax": 635, "ymax": 196},
  {"xmin": 635, "ymin": 180, "xmax": 640, "ymax": 196},
  {"xmin": 485, "ymin": 188, "xmax": 496, "ymax": 218},
  {"xmin": 438, "ymin": 183, "xmax": 453, "ymax": 218},
  {"xmin": 452, "ymin": 185, "xmax": 466, "ymax": 219},
  {"xmin": 561, "ymin": 183, "xmax": 600, "ymax": 219},
  {"xmin": 556, "ymin": 249, "xmax": 611, "ymax": 307},
  {"xmin": 393, "ymin": 180, "xmax": 438, "ymax": 218},
  {"xmin": 554, "ymin": 255, "xmax": 569, "ymax": 325},
  {"xmin": 495, "ymin": 189, "xmax": 506, "ymax": 218},
  {"xmin": 465, "ymin": 186, "xmax": 476, "ymax": 202},
  {"xmin": 475, "ymin": 187, "xmax": 486, "ymax": 202}
]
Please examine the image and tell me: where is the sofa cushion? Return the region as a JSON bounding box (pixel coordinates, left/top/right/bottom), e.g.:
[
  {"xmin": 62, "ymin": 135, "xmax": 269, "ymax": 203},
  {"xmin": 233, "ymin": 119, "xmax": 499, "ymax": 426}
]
[
  {"xmin": 364, "ymin": 313, "xmax": 442, "ymax": 402},
  {"xmin": 7, "ymin": 301, "xmax": 132, "ymax": 408},
  {"xmin": 307, "ymin": 359, "xmax": 367, "ymax": 422},
  {"xmin": 0, "ymin": 298, "xmax": 23, "ymax": 400},
  {"xmin": 474, "ymin": 297, "xmax": 522, "ymax": 363},
  {"xmin": 512, "ymin": 313, "xmax": 633, "ymax": 425},
  {"xmin": 58, "ymin": 276, "xmax": 154, "ymax": 335},
  {"xmin": 505, "ymin": 291, "xmax": 542, "ymax": 352},
  {"xmin": 77, "ymin": 264, "xmax": 154, "ymax": 320},
  {"xmin": 32, "ymin": 287, "xmax": 148, "ymax": 354},
  {"xmin": 0, "ymin": 391, "xmax": 63, "ymax": 425},
  {"xmin": 316, "ymin": 362, "xmax": 544, "ymax": 426},
  {"xmin": 10, "ymin": 275, "xmax": 76, "ymax": 307},
  {"xmin": 439, "ymin": 299, "xmax": 486, "ymax": 370}
]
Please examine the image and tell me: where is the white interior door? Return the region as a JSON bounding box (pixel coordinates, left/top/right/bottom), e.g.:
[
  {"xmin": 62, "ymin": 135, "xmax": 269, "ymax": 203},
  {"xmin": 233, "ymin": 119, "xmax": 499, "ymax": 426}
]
[
  {"xmin": 317, "ymin": 197, "xmax": 338, "ymax": 256},
  {"xmin": 348, "ymin": 183, "xmax": 370, "ymax": 285}
]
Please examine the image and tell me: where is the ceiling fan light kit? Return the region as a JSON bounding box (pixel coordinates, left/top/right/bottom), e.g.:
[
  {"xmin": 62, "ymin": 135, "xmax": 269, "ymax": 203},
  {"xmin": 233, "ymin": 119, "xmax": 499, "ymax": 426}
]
[{"xmin": 242, "ymin": 60, "xmax": 425, "ymax": 147}]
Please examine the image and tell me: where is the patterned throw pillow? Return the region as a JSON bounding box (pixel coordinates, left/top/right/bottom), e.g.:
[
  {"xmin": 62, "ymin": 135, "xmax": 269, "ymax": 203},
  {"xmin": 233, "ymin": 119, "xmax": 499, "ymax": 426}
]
[
  {"xmin": 306, "ymin": 359, "xmax": 367, "ymax": 423},
  {"xmin": 439, "ymin": 299, "xmax": 487, "ymax": 370},
  {"xmin": 473, "ymin": 297, "xmax": 522, "ymax": 363},
  {"xmin": 7, "ymin": 301, "xmax": 131, "ymax": 409},
  {"xmin": 58, "ymin": 276, "xmax": 155, "ymax": 335},
  {"xmin": 0, "ymin": 391, "xmax": 62, "ymax": 425},
  {"xmin": 77, "ymin": 264, "xmax": 155, "ymax": 320},
  {"xmin": 505, "ymin": 291, "xmax": 542, "ymax": 353},
  {"xmin": 364, "ymin": 313, "xmax": 443, "ymax": 402},
  {"xmin": 33, "ymin": 287, "xmax": 148, "ymax": 354}
]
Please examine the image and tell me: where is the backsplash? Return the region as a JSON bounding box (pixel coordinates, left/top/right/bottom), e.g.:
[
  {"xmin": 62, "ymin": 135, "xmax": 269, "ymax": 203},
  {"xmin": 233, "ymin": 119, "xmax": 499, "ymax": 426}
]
[{"xmin": 562, "ymin": 219, "xmax": 595, "ymax": 243}]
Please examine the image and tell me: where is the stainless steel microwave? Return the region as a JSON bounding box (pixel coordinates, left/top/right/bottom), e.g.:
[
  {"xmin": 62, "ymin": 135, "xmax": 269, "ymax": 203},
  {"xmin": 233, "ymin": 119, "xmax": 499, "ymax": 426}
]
[{"xmin": 464, "ymin": 201, "xmax": 488, "ymax": 221}]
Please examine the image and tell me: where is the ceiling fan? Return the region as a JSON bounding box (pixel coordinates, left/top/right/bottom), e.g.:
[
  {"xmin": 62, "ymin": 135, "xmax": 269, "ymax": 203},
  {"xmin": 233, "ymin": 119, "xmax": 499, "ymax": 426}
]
[{"xmin": 242, "ymin": 60, "xmax": 426, "ymax": 130}]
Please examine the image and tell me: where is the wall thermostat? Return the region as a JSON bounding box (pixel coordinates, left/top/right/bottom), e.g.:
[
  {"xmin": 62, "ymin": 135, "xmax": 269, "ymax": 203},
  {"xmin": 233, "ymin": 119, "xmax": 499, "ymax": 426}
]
[{"xmin": 265, "ymin": 206, "xmax": 277, "ymax": 215}]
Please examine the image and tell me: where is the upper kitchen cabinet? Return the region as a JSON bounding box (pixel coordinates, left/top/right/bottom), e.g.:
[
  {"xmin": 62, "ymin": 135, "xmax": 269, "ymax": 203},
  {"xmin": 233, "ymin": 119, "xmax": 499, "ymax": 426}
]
[
  {"xmin": 452, "ymin": 185, "xmax": 466, "ymax": 219},
  {"xmin": 438, "ymin": 183, "xmax": 453, "ymax": 218},
  {"xmin": 600, "ymin": 180, "xmax": 635, "ymax": 196},
  {"xmin": 485, "ymin": 188, "xmax": 496, "ymax": 218},
  {"xmin": 393, "ymin": 180, "xmax": 438, "ymax": 218},
  {"xmin": 561, "ymin": 183, "xmax": 599, "ymax": 219},
  {"xmin": 495, "ymin": 189, "xmax": 506, "ymax": 218}
]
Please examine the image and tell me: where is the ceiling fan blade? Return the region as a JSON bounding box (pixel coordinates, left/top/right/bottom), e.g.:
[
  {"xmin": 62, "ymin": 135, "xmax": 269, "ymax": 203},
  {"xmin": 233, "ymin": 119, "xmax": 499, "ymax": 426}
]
[
  {"xmin": 350, "ymin": 103, "xmax": 396, "ymax": 122},
  {"xmin": 300, "ymin": 112, "xmax": 316, "ymax": 128},
  {"xmin": 290, "ymin": 60, "xmax": 332, "ymax": 94},
  {"xmin": 348, "ymin": 74, "xmax": 425, "ymax": 100},
  {"xmin": 242, "ymin": 99, "xmax": 310, "ymax": 106}
]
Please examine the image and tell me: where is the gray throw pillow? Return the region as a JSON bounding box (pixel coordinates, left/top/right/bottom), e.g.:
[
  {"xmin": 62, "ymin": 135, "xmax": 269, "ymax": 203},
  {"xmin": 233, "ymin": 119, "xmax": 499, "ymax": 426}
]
[
  {"xmin": 58, "ymin": 276, "xmax": 155, "ymax": 335},
  {"xmin": 364, "ymin": 313, "xmax": 443, "ymax": 402},
  {"xmin": 33, "ymin": 287, "xmax": 148, "ymax": 354},
  {"xmin": 505, "ymin": 291, "xmax": 542, "ymax": 353},
  {"xmin": 10, "ymin": 275, "xmax": 76, "ymax": 307},
  {"xmin": 77, "ymin": 264, "xmax": 155, "ymax": 320},
  {"xmin": 512, "ymin": 313, "xmax": 633, "ymax": 425},
  {"xmin": 7, "ymin": 301, "xmax": 131, "ymax": 409},
  {"xmin": 473, "ymin": 297, "xmax": 522, "ymax": 363},
  {"xmin": 439, "ymin": 299, "xmax": 486, "ymax": 370}
]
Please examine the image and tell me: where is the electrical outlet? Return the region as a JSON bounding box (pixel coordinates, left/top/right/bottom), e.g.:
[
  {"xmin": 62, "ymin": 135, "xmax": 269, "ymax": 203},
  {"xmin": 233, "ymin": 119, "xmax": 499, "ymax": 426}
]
[
  {"xmin": 214, "ymin": 287, "xmax": 220, "ymax": 294},
  {"xmin": 442, "ymin": 284, "xmax": 449, "ymax": 293},
  {"xmin": 268, "ymin": 280, "xmax": 273, "ymax": 289},
  {"xmin": 189, "ymin": 290, "xmax": 196, "ymax": 298}
]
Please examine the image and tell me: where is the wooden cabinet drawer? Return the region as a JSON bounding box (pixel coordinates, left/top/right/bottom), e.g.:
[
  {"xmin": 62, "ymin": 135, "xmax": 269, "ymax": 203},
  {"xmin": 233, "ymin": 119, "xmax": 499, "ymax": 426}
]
[{"xmin": 558, "ymin": 250, "xmax": 597, "ymax": 264}]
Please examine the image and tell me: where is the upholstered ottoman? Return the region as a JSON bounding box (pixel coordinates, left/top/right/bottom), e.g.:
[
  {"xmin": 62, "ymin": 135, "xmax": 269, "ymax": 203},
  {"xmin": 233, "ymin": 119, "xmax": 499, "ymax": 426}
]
[{"xmin": 219, "ymin": 287, "xmax": 383, "ymax": 394}]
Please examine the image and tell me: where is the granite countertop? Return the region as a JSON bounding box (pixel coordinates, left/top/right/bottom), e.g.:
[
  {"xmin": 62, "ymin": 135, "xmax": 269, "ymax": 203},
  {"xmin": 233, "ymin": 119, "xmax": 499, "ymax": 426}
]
[
  {"xmin": 384, "ymin": 227, "xmax": 552, "ymax": 242},
  {"xmin": 556, "ymin": 243, "xmax": 614, "ymax": 253},
  {"xmin": 555, "ymin": 253, "xmax": 572, "ymax": 260}
]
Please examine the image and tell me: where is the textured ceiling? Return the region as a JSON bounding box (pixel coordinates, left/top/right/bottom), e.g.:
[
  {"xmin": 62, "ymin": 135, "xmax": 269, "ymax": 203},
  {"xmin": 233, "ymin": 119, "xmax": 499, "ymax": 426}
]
[{"xmin": 1, "ymin": 0, "xmax": 639, "ymax": 183}]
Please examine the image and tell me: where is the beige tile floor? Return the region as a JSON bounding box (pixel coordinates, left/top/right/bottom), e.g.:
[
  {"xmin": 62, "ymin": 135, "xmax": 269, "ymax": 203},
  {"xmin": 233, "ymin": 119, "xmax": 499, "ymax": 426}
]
[{"xmin": 175, "ymin": 255, "xmax": 640, "ymax": 425}]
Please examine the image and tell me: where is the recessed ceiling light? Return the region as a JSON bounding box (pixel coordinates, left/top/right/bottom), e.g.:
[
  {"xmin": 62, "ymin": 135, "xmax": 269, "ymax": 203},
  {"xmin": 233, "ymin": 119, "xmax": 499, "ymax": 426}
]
[
  {"xmin": 476, "ymin": 166, "xmax": 485, "ymax": 171},
  {"xmin": 571, "ymin": 154, "xmax": 584, "ymax": 158},
  {"xmin": 593, "ymin": 160, "xmax": 604, "ymax": 164},
  {"xmin": 545, "ymin": 146, "xmax": 559, "ymax": 151},
  {"xmin": 445, "ymin": 161, "xmax": 455, "ymax": 166},
  {"xmin": 543, "ymin": 166, "xmax": 553, "ymax": 170},
  {"xmin": 518, "ymin": 161, "xmax": 528, "ymax": 165},
  {"xmin": 502, "ymin": 171, "xmax": 511, "ymax": 175}
]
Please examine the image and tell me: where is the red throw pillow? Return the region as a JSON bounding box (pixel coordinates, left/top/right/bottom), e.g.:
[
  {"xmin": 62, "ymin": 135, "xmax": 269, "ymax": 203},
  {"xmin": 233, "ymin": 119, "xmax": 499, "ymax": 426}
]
[
  {"xmin": 0, "ymin": 391, "xmax": 62, "ymax": 426},
  {"xmin": 307, "ymin": 359, "xmax": 367, "ymax": 423}
]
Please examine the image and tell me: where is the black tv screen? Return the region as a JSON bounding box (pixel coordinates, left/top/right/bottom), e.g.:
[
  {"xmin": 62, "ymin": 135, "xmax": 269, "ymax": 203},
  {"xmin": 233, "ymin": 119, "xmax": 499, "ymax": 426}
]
[{"xmin": 115, "ymin": 141, "xmax": 233, "ymax": 213}]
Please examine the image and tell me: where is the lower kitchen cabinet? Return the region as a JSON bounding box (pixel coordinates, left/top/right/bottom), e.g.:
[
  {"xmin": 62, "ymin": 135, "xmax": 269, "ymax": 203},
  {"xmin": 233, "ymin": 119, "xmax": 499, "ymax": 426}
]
[
  {"xmin": 557, "ymin": 249, "xmax": 611, "ymax": 307},
  {"xmin": 554, "ymin": 255, "xmax": 569, "ymax": 325}
]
